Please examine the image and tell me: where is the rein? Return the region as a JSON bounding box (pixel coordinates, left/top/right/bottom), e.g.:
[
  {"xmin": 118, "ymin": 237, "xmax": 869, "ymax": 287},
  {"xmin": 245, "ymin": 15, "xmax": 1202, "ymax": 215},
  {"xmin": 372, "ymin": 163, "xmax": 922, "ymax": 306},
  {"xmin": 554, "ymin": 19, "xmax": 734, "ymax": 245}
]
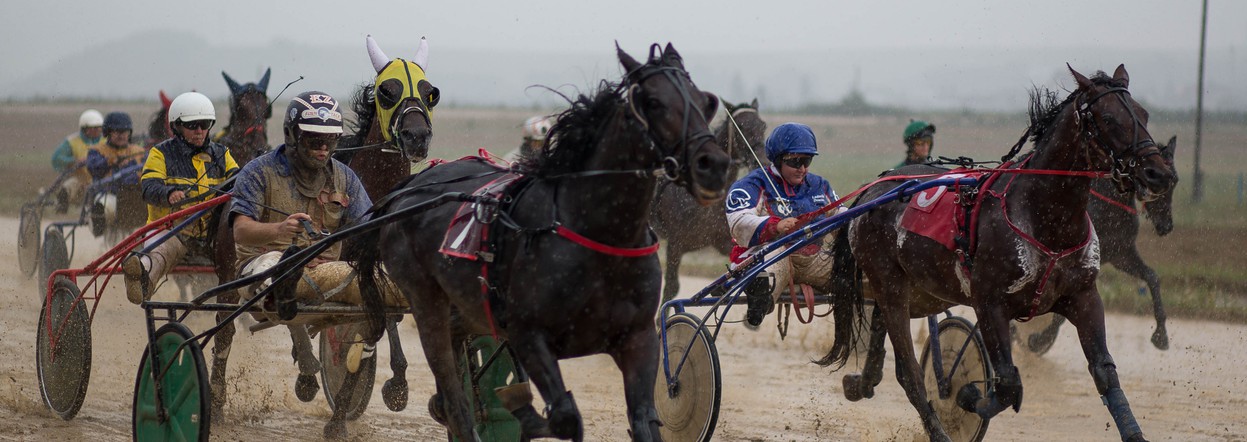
[{"xmin": 1090, "ymin": 188, "xmax": 1137, "ymax": 215}]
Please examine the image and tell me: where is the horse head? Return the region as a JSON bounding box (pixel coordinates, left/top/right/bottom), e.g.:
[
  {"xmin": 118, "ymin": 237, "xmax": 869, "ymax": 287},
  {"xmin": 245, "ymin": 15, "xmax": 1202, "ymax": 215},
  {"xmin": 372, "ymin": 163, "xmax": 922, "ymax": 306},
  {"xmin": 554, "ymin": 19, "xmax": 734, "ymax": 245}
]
[
  {"xmin": 618, "ymin": 42, "xmax": 731, "ymax": 205},
  {"xmin": 147, "ymin": 90, "xmax": 174, "ymax": 145},
  {"xmin": 366, "ymin": 35, "xmax": 438, "ymax": 162},
  {"xmin": 720, "ymin": 98, "xmax": 768, "ymax": 170},
  {"xmin": 1141, "ymin": 135, "xmax": 1177, "ymax": 236},
  {"xmin": 221, "ymin": 68, "xmax": 273, "ymax": 164},
  {"xmin": 1068, "ymin": 64, "xmax": 1176, "ymax": 201}
]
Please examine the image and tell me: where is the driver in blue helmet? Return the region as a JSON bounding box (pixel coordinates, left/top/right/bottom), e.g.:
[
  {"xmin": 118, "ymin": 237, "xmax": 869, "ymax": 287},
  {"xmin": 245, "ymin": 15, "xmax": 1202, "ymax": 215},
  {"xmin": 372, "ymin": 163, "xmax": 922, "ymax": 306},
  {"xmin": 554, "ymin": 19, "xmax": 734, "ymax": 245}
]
[{"xmin": 725, "ymin": 122, "xmax": 847, "ymax": 328}]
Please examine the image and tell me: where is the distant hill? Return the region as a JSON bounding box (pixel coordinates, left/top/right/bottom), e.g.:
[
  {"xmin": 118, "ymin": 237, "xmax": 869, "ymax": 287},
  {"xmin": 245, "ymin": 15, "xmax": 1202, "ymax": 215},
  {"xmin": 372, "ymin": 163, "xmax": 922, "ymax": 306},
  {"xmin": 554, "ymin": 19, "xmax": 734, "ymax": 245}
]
[{"xmin": 3, "ymin": 30, "xmax": 1244, "ymax": 112}]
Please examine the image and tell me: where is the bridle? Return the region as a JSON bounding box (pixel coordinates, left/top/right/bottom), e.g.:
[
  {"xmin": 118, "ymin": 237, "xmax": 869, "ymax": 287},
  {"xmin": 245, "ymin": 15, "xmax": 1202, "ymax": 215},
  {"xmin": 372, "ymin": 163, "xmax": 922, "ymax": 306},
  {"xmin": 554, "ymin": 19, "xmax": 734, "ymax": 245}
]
[
  {"xmin": 1075, "ymin": 86, "xmax": 1161, "ymax": 194},
  {"xmin": 622, "ymin": 53, "xmax": 717, "ymax": 186}
]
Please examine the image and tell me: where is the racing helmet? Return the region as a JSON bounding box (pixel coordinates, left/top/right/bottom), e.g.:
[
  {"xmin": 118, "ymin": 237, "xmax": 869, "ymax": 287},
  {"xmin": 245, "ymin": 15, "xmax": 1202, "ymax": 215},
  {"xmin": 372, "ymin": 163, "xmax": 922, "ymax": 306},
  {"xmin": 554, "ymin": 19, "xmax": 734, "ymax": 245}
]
[
  {"xmin": 168, "ymin": 92, "xmax": 216, "ymax": 126},
  {"xmin": 522, "ymin": 116, "xmax": 553, "ymax": 142},
  {"xmin": 764, "ymin": 122, "xmax": 818, "ymax": 164},
  {"xmin": 103, "ymin": 112, "xmax": 133, "ymax": 133},
  {"xmin": 79, "ymin": 109, "xmax": 104, "ymax": 128},
  {"xmin": 903, "ymin": 120, "xmax": 936, "ymax": 146},
  {"xmin": 283, "ymin": 91, "xmax": 344, "ymax": 138}
]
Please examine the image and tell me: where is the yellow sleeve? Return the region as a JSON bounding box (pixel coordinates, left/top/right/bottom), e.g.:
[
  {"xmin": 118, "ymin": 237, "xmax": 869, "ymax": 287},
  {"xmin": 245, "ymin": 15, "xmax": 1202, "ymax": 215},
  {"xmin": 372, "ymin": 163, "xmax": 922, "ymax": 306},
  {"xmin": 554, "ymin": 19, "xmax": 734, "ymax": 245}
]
[
  {"xmin": 141, "ymin": 147, "xmax": 168, "ymax": 181},
  {"xmin": 223, "ymin": 149, "xmax": 239, "ymax": 176}
]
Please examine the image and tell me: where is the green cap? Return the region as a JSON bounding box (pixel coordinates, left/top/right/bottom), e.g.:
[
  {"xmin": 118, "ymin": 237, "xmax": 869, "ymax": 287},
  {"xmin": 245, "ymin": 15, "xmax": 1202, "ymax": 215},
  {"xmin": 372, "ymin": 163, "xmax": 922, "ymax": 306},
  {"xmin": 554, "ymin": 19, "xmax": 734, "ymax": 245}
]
[{"xmin": 903, "ymin": 120, "xmax": 936, "ymax": 144}]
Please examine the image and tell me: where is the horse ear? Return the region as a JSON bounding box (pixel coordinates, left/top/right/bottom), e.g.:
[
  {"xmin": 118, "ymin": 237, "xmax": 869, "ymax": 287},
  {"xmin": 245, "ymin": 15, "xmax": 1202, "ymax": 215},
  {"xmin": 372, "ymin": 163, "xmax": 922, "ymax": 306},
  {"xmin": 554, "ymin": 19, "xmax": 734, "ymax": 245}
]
[
  {"xmin": 1112, "ymin": 64, "xmax": 1129, "ymax": 88},
  {"xmin": 367, "ymin": 34, "xmax": 390, "ymax": 73},
  {"xmin": 724, "ymin": 101, "xmax": 737, "ymax": 113},
  {"xmin": 663, "ymin": 43, "xmax": 684, "ymax": 69},
  {"xmin": 159, "ymin": 90, "xmax": 172, "ymax": 109},
  {"xmin": 1067, "ymin": 63, "xmax": 1093, "ymax": 90},
  {"xmin": 413, "ymin": 37, "xmax": 429, "ymax": 71},
  {"xmin": 702, "ymin": 92, "xmax": 720, "ymax": 120},
  {"xmin": 617, "ymin": 42, "xmax": 642, "ymax": 76},
  {"xmin": 222, "ymin": 71, "xmax": 242, "ymax": 95},
  {"xmin": 258, "ymin": 67, "xmax": 271, "ymax": 92},
  {"xmin": 751, "ymin": 98, "xmax": 759, "ymax": 109},
  {"xmin": 1162, "ymin": 135, "xmax": 1177, "ymax": 159}
]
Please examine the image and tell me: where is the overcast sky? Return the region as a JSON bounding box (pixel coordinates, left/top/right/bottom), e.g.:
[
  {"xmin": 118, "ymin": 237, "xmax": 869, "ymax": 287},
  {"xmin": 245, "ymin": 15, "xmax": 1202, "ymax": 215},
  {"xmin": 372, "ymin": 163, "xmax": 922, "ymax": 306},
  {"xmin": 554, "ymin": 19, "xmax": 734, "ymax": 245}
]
[{"xmin": 2, "ymin": 0, "xmax": 1244, "ymax": 110}]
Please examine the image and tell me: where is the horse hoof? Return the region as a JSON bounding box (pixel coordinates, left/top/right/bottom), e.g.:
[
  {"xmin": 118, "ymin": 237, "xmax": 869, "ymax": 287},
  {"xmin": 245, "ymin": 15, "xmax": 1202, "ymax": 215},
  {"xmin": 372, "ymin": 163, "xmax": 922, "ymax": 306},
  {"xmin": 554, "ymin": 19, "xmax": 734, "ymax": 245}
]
[
  {"xmin": 1151, "ymin": 329, "xmax": 1169, "ymax": 351},
  {"xmin": 295, "ymin": 374, "xmax": 319, "ymax": 403},
  {"xmin": 382, "ymin": 378, "xmax": 409, "ymax": 412},
  {"xmin": 956, "ymin": 383, "xmax": 983, "ymax": 414},
  {"xmin": 427, "ymin": 394, "xmax": 448, "ymax": 426},
  {"xmin": 323, "ymin": 421, "xmax": 348, "ymax": 440},
  {"xmin": 842, "ymin": 374, "xmax": 866, "ymax": 402}
]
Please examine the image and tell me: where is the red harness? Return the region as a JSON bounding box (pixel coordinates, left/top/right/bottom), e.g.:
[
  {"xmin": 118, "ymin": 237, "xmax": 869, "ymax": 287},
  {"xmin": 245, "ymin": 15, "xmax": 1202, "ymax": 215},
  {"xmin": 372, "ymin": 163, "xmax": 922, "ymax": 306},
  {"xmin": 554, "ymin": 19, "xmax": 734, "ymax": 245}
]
[{"xmin": 1090, "ymin": 189, "xmax": 1137, "ymax": 215}]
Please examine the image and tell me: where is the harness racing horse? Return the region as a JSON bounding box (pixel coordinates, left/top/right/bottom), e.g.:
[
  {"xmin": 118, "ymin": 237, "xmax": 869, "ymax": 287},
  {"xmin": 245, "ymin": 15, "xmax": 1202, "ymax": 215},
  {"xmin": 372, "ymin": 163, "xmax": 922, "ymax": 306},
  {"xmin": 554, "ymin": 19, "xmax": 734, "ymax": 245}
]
[
  {"xmin": 217, "ymin": 67, "xmax": 273, "ymax": 166},
  {"xmin": 817, "ymin": 65, "xmax": 1176, "ymax": 442},
  {"xmin": 1022, "ymin": 136, "xmax": 1178, "ymax": 352},
  {"xmin": 336, "ymin": 35, "xmax": 439, "ymax": 200},
  {"xmin": 350, "ymin": 43, "xmax": 730, "ymax": 441},
  {"xmin": 145, "ymin": 90, "xmax": 174, "ymax": 146},
  {"xmin": 651, "ymin": 99, "xmax": 766, "ymax": 302}
]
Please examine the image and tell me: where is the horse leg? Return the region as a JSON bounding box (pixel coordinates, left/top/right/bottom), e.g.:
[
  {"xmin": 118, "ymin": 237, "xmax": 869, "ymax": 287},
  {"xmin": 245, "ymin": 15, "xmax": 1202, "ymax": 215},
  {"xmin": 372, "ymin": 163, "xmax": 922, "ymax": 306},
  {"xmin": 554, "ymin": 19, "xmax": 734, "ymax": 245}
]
[
  {"xmin": 412, "ymin": 294, "xmax": 480, "ymax": 441},
  {"xmin": 610, "ymin": 325, "xmax": 663, "ymax": 442},
  {"xmin": 381, "ymin": 319, "xmax": 410, "ymax": 411},
  {"xmin": 877, "ymin": 301, "xmax": 950, "ymax": 442},
  {"xmin": 324, "ymin": 362, "xmax": 362, "ymax": 439},
  {"xmin": 1026, "ymin": 314, "xmax": 1067, "ymax": 353},
  {"xmin": 208, "ymin": 298, "xmax": 236, "ymax": 423},
  {"xmin": 1056, "ymin": 291, "xmax": 1148, "ymax": 441},
  {"xmin": 1110, "ymin": 249, "xmax": 1168, "ymax": 350},
  {"xmin": 661, "ymin": 245, "xmax": 685, "ymax": 303},
  {"xmin": 970, "ymin": 301, "xmax": 1024, "ymax": 416},
  {"xmin": 842, "ymin": 305, "xmax": 887, "ymax": 401},
  {"xmin": 510, "ymin": 336, "xmax": 582, "ymax": 441}
]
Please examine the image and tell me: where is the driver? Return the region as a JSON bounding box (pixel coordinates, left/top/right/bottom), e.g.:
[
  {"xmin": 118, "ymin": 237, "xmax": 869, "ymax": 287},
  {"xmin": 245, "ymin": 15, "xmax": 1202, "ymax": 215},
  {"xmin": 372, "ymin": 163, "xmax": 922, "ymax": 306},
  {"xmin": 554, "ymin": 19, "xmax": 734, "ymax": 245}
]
[
  {"xmin": 49, "ymin": 109, "xmax": 104, "ymax": 213},
  {"xmin": 725, "ymin": 122, "xmax": 847, "ymax": 328},
  {"xmin": 897, "ymin": 119, "xmax": 936, "ymax": 168},
  {"xmin": 230, "ymin": 91, "xmax": 404, "ymax": 399},
  {"xmin": 503, "ymin": 115, "xmax": 554, "ymax": 163}
]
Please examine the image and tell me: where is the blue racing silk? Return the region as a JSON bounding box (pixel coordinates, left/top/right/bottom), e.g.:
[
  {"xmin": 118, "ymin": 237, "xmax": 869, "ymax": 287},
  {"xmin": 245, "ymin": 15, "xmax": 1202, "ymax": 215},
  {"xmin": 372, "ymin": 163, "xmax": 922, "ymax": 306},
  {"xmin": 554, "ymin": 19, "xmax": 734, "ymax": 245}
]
[{"xmin": 724, "ymin": 165, "xmax": 839, "ymax": 248}]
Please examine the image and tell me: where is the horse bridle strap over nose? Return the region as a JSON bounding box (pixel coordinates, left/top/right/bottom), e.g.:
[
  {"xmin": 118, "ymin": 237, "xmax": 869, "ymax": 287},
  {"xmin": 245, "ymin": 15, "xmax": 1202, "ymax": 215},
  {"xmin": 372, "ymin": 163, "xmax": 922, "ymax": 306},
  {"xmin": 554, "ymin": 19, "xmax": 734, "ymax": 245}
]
[
  {"xmin": 1078, "ymin": 86, "xmax": 1160, "ymax": 192},
  {"xmin": 624, "ymin": 65, "xmax": 716, "ymax": 183}
]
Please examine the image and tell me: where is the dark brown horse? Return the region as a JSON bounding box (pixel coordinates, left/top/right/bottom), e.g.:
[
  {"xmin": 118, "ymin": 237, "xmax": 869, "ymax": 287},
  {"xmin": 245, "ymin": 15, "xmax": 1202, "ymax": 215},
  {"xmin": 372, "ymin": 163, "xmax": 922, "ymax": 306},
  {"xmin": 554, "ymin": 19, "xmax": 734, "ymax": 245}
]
[
  {"xmin": 336, "ymin": 35, "xmax": 438, "ymax": 201},
  {"xmin": 216, "ymin": 68, "xmax": 273, "ymax": 166},
  {"xmin": 651, "ymin": 99, "xmax": 766, "ymax": 302},
  {"xmin": 1022, "ymin": 136, "xmax": 1178, "ymax": 353},
  {"xmin": 350, "ymin": 43, "xmax": 730, "ymax": 441},
  {"xmin": 817, "ymin": 65, "xmax": 1176, "ymax": 442},
  {"xmin": 145, "ymin": 90, "xmax": 173, "ymax": 146}
]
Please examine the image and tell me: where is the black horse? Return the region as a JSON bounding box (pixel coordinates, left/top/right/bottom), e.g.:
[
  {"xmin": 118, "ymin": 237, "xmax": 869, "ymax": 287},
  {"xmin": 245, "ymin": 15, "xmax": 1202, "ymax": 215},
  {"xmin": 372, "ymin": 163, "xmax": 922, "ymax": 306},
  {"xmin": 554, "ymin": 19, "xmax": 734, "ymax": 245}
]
[
  {"xmin": 350, "ymin": 43, "xmax": 730, "ymax": 441},
  {"xmin": 817, "ymin": 65, "xmax": 1176, "ymax": 441},
  {"xmin": 651, "ymin": 99, "xmax": 766, "ymax": 302},
  {"xmin": 1021, "ymin": 136, "xmax": 1178, "ymax": 352},
  {"xmin": 217, "ymin": 68, "xmax": 273, "ymax": 166}
]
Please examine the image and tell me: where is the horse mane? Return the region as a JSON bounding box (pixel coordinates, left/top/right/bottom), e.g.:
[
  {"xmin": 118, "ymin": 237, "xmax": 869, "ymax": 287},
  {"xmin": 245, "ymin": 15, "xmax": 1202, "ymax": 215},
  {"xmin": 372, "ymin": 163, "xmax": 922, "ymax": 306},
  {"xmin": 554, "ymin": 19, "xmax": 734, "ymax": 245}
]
[
  {"xmin": 148, "ymin": 108, "xmax": 169, "ymax": 142},
  {"xmin": 345, "ymin": 82, "xmax": 377, "ymax": 145},
  {"xmin": 1028, "ymin": 71, "xmax": 1123, "ymax": 143},
  {"xmin": 523, "ymin": 80, "xmax": 625, "ymax": 177}
]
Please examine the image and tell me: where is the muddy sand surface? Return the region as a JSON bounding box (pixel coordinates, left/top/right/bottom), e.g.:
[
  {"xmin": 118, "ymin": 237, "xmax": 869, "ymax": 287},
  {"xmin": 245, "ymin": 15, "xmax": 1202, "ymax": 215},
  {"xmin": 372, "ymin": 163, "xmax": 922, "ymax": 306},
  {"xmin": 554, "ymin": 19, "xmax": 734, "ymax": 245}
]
[{"xmin": 0, "ymin": 216, "xmax": 1243, "ymax": 441}]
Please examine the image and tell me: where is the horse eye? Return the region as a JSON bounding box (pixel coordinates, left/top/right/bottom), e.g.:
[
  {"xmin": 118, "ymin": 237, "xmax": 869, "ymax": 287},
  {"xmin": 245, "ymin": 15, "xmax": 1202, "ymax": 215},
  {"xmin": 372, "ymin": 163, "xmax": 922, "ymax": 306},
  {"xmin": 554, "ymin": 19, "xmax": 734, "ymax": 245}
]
[
  {"xmin": 376, "ymin": 79, "xmax": 404, "ymax": 109},
  {"xmin": 418, "ymin": 81, "xmax": 440, "ymax": 108}
]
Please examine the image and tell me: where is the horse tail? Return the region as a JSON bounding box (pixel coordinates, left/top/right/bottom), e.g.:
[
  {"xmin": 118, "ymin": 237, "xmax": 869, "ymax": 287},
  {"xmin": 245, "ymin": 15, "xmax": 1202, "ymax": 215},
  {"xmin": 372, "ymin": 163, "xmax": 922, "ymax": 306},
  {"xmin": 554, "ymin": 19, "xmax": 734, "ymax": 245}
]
[
  {"xmin": 814, "ymin": 220, "xmax": 864, "ymax": 370},
  {"xmin": 344, "ymin": 219, "xmax": 388, "ymax": 341}
]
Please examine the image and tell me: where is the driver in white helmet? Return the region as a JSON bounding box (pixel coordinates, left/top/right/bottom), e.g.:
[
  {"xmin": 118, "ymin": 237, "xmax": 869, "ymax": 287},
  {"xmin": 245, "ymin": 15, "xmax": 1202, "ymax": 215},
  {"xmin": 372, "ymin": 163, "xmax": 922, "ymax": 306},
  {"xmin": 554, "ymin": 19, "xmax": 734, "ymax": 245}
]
[
  {"xmin": 503, "ymin": 115, "xmax": 554, "ymax": 163},
  {"xmin": 123, "ymin": 92, "xmax": 239, "ymax": 304},
  {"xmin": 49, "ymin": 109, "xmax": 105, "ymax": 213}
]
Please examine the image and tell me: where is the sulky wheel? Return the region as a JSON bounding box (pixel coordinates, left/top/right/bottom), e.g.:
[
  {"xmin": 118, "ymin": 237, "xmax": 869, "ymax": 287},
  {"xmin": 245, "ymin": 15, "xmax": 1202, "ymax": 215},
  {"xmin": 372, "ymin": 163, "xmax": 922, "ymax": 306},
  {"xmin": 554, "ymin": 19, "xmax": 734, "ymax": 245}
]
[
  {"xmin": 35, "ymin": 276, "xmax": 92, "ymax": 420},
  {"xmin": 39, "ymin": 227, "xmax": 70, "ymax": 286},
  {"xmin": 1012, "ymin": 313, "xmax": 1064, "ymax": 356},
  {"xmin": 18, "ymin": 203, "xmax": 42, "ymax": 278},
  {"xmin": 654, "ymin": 313, "xmax": 721, "ymax": 442},
  {"xmin": 921, "ymin": 316, "xmax": 991, "ymax": 442},
  {"xmin": 319, "ymin": 322, "xmax": 377, "ymax": 421},
  {"xmin": 132, "ymin": 322, "xmax": 210, "ymax": 442}
]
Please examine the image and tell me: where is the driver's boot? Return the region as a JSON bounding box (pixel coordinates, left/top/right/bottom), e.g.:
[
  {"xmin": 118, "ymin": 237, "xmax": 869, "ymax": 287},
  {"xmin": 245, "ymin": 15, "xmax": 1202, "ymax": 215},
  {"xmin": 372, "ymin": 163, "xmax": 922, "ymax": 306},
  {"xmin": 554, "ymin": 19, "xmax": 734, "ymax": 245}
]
[{"xmin": 743, "ymin": 272, "xmax": 776, "ymax": 328}]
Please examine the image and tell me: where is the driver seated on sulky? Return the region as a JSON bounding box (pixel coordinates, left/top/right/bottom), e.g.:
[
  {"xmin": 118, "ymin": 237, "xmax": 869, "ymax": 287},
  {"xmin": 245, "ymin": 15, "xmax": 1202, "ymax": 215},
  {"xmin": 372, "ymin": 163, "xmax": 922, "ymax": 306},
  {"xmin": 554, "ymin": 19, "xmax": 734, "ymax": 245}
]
[
  {"xmin": 229, "ymin": 91, "xmax": 405, "ymax": 397},
  {"xmin": 725, "ymin": 122, "xmax": 847, "ymax": 328}
]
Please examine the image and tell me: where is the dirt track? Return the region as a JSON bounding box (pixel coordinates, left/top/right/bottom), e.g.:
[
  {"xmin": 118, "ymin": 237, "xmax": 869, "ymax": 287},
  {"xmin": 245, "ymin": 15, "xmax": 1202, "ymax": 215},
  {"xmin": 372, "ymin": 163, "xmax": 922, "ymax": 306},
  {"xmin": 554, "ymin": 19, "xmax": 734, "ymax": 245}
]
[{"xmin": 1, "ymin": 216, "xmax": 1244, "ymax": 441}]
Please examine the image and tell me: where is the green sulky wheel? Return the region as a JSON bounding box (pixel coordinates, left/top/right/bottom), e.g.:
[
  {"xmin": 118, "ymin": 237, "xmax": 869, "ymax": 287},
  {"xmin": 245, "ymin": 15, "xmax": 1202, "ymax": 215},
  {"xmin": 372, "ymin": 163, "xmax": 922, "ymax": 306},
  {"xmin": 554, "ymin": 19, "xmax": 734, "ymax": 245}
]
[
  {"xmin": 921, "ymin": 315, "xmax": 991, "ymax": 442},
  {"xmin": 36, "ymin": 276, "xmax": 92, "ymax": 420},
  {"xmin": 654, "ymin": 312, "xmax": 721, "ymax": 442},
  {"xmin": 319, "ymin": 322, "xmax": 377, "ymax": 421},
  {"xmin": 132, "ymin": 322, "xmax": 211, "ymax": 442}
]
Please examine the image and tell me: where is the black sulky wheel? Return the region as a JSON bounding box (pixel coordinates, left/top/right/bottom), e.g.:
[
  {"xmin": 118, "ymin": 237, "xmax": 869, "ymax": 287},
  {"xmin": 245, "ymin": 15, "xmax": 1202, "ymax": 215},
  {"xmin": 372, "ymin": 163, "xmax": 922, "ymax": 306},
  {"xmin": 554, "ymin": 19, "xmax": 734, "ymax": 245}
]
[
  {"xmin": 18, "ymin": 203, "xmax": 42, "ymax": 278},
  {"xmin": 319, "ymin": 322, "xmax": 376, "ymax": 421},
  {"xmin": 654, "ymin": 312, "xmax": 721, "ymax": 442},
  {"xmin": 35, "ymin": 276, "xmax": 91, "ymax": 420},
  {"xmin": 39, "ymin": 227, "xmax": 70, "ymax": 286},
  {"xmin": 132, "ymin": 322, "xmax": 210, "ymax": 442},
  {"xmin": 921, "ymin": 315, "xmax": 991, "ymax": 442}
]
